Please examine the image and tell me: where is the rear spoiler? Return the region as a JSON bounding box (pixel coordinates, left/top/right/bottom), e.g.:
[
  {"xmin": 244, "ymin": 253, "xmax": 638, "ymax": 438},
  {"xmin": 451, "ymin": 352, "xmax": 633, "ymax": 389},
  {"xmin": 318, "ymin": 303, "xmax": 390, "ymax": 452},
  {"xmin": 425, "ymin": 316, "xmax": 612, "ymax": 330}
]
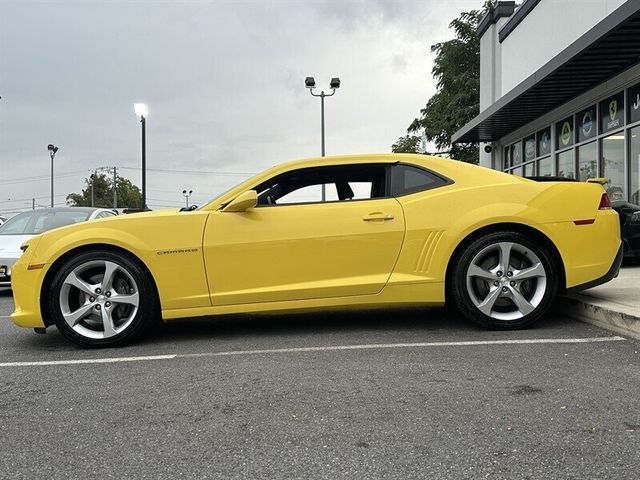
[
  {"xmin": 525, "ymin": 176, "xmax": 609, "ymax": 185},
  {"xmin": 586, "ymin": 177, "xmax": 609, "ymax": 185}
]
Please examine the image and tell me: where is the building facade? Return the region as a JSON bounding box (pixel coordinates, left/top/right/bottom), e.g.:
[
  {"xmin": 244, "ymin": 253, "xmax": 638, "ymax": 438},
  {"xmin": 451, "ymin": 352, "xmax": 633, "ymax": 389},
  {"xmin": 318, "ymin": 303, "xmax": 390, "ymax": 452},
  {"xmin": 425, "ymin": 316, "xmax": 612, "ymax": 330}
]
[{"xmin": 453, "ymin": 0, "xmax": 640, "ymax": 205}]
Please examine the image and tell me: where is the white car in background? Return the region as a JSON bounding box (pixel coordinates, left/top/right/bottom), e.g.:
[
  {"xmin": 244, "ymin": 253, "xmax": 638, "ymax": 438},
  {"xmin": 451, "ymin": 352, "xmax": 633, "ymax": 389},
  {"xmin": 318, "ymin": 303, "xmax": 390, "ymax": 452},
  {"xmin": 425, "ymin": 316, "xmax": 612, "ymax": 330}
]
[{"xmin": 0, "ymin": 207, "xmax": 117, "ymax": 289}]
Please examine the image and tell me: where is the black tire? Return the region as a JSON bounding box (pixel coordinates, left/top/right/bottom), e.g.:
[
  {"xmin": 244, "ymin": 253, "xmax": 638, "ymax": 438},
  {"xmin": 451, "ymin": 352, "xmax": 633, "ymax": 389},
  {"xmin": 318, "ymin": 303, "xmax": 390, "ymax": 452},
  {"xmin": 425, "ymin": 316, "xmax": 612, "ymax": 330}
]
[
  {"xmin": 47, "ymin": 249, "xmax": 158, "ymax": 348},
  {"xmin": 450, "ymin": 231, "xmax": 558, "ymax": 330}
]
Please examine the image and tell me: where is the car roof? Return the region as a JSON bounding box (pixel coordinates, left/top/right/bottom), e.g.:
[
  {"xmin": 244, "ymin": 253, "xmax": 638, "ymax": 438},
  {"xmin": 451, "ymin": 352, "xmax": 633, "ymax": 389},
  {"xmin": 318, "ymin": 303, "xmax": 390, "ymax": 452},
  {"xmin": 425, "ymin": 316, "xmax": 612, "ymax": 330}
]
[{"xmin": 202, "ymin": 153, "xmax": 525, "ymax": 210}]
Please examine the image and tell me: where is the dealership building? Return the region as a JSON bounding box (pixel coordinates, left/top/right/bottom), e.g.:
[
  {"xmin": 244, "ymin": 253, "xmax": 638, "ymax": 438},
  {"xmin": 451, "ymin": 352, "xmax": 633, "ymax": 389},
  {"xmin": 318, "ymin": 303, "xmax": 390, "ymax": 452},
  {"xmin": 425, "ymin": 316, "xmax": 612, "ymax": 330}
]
[{"xmin": 453, "ymin": 0, "xmax": 640, "ymax": 204}]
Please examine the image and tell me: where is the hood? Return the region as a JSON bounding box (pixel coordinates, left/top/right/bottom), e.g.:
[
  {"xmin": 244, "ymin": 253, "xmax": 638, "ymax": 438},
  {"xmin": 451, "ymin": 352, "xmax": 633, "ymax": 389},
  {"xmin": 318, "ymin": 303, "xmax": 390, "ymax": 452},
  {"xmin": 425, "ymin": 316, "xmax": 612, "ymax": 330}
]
[
  {"xmin": 34, "ymin": 207, "xmax": 183, "ymax": 240},
  {"xmin": 0, "ymin": 234, "xmax": 34, "ymax": 254}
]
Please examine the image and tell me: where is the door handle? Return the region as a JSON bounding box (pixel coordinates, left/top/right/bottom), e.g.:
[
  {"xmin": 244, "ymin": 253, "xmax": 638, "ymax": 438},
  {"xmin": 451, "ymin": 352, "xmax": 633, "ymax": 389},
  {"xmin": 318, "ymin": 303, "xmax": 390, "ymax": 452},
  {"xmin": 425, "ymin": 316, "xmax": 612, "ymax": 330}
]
[{"xmin": 362, "ymin": 212, "xmax": 394, "ymax": 222}]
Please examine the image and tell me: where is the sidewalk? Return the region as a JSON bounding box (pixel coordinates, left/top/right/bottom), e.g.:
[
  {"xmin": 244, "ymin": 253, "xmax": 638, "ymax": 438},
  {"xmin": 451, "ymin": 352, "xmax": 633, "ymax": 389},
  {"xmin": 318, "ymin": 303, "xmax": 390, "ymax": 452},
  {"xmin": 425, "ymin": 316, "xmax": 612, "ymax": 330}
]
[{"xmin": 557, "ymin": 260, "xmax": 640, "ymax": 339}]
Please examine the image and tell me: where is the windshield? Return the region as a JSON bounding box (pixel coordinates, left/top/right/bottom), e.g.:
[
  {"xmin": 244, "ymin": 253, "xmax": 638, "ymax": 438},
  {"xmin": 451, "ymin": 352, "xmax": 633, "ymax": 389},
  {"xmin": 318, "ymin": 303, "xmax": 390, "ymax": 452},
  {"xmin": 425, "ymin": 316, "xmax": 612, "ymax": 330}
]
[{"xmin": 0, "ymin": 210, "xmax": 92, "ymax": 235}]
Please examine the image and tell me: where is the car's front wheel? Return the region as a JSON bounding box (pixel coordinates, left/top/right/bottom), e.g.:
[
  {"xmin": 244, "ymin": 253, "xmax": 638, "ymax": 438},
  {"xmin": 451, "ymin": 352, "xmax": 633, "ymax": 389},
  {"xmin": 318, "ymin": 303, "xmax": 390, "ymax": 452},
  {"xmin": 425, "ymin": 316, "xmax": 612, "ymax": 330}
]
[
  {"xmin": 450, "ymin": 232, "xmax": 558, "ymax": 329},
  {"xmin": 47, "ymin": 250, "xmax": 157, "ymax": 347}
]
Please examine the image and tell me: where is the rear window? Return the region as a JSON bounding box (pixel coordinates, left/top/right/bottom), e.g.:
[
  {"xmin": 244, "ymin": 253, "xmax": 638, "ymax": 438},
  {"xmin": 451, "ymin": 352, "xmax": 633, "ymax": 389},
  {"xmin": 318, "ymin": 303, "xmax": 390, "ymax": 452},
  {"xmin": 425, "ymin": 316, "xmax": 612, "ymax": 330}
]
[{"xmin": 391, "ymin": 164, "xmax": 448, "ymax": 196}]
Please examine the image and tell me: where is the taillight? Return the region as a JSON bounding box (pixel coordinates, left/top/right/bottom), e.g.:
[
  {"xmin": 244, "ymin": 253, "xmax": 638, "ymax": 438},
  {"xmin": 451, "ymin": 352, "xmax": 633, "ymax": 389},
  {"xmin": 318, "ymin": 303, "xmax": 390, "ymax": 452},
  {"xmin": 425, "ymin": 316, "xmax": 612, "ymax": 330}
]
[{"xmin": 599, "ymin": 193, "xmax": 612, "ymax": 210}]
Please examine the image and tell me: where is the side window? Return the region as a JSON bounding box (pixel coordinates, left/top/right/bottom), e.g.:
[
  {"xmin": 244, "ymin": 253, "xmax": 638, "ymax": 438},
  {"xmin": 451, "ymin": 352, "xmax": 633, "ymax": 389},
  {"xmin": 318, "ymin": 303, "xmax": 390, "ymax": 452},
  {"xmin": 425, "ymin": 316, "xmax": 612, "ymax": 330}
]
[
  {"xmin": 391, "ymin": 164, "xmax": 447, "ymax": 196},
  {"xmin": 255, "ymin": 164, "xmax": 388, "ymax": 206}
]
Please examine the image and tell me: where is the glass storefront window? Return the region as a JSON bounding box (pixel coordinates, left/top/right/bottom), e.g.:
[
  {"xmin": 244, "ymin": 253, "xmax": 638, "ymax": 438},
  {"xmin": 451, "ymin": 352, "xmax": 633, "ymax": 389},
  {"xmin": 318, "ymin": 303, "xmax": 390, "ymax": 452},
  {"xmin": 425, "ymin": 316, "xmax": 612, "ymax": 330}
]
[
  {"xmin": 631, "ymin": 126, "xmax": 640, "ymax": 205},
  {"xmin": 577, "ymin": 141, "xmax": 598, "ymax": 181},
  {"xmin": 511, "ymin": 142, "xmax": 522, "ymax": 166},
  {"xmin": 577, "ymin": 105, "xmax": 597, "ymax": 143},
  {"xmin": 537, "ymin": 128, "xmax": 551, "ymax": 157},
  {"xmin": 601, "ymin": 92, "xmax": 625, "ymax": 134},
  {"xmin": 556, "ymin": 150, "xmax": 575, "ymax": 179},
  {"xmin": 556, "ymin": 116, "xmax": 574, "ymax": 150},
  {"xmin": 602, "ymin": 133, "xmax": 625, "ymax": 201},
  {"xmin": 628, "ymin": 83, "xmax": 640, "ymax": 125},
  {"xmin": 504, "ymin": 146, "xmax": 511, "ymax": 171},
  {"xmin": 523, "ymin": 162, "xmax": 535, "ymax": 177},
  {"xmin": 538, "ymin": 156, "xmax": 552, "ymax": 176},
  {"xmin": 524, "ymin": 135, "xmax": 536, "ymax": 162}
]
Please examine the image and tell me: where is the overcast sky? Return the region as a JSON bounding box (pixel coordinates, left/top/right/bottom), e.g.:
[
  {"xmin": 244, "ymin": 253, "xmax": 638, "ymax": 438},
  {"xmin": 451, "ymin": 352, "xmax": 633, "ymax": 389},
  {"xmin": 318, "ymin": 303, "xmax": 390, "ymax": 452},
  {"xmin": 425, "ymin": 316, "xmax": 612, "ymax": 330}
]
[{"xmin": 0, "ymin": 0, "xmax": 481, "ymax": 213}]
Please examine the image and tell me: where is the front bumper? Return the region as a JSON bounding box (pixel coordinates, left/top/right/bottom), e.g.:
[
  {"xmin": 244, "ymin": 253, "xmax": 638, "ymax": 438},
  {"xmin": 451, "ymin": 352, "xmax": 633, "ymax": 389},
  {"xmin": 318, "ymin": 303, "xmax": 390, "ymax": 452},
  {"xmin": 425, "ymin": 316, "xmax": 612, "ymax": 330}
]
[{"xmin": 10, "ymin": 240, "xmax": 47, "ymax": 329}]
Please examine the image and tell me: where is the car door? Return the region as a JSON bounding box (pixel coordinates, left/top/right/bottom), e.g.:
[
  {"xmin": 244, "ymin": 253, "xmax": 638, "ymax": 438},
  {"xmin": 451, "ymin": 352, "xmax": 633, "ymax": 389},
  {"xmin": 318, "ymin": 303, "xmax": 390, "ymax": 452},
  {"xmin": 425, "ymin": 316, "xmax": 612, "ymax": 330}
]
[{"xmin": 202, "ymin": 163, "xmax": 405, "ymax": 306}]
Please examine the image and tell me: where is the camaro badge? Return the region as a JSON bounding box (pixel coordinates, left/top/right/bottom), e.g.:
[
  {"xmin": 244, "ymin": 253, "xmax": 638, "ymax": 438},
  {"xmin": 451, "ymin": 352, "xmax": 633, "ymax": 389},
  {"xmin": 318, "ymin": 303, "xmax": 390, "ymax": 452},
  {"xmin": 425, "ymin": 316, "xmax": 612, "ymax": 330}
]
[{"xmin": 157, "ymin": 248, "xmax": 199, "ymax": 255}]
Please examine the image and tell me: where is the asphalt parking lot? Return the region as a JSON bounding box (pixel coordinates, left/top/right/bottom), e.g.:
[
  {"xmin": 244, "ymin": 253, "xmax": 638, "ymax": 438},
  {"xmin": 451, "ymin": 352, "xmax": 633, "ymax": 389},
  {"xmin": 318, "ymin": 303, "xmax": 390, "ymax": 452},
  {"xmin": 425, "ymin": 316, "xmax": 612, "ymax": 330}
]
[{"xmin": 1, "ymin": 291, "xmax": 639, "ymax": 480}]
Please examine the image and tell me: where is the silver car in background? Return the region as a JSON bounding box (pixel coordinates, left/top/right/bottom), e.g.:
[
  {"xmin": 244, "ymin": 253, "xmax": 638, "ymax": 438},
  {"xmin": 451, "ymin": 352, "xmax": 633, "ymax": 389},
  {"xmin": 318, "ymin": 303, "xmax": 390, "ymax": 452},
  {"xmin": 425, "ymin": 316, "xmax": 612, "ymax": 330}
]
[{"xmin": 0, "ymin": 207, "xmax": 117, "ymax": 289}]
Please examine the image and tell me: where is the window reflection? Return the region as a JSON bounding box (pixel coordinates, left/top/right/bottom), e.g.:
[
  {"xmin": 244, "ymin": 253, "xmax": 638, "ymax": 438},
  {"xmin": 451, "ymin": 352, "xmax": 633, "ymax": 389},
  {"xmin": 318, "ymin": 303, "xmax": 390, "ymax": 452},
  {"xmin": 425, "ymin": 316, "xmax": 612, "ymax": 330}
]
[
  {"xmin": 538, "ymin": 156, "xmax": 552, "ymax": 176},
  {"xmin": 602, "ymin": 133, "xmax": 625, "ymax": 201},
  {"xmin": 630, "ymin": 126, "xmax": 640, "ymax": 205},
  {"xmin": 577, "ymin": 141, "xmax": 598, "ymax": 181},
  {"xmin": 557, "ymin": 150, "xmax": 575, "ymax": 179}
]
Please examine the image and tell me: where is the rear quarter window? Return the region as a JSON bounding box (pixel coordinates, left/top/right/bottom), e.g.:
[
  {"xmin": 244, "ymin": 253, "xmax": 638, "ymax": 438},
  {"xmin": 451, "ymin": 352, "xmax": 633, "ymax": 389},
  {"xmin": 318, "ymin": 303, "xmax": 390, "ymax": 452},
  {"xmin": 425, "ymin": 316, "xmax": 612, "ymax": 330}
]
[{"xmin": 391, "ymin": 164, "xmax": 448, "ymax": 196}]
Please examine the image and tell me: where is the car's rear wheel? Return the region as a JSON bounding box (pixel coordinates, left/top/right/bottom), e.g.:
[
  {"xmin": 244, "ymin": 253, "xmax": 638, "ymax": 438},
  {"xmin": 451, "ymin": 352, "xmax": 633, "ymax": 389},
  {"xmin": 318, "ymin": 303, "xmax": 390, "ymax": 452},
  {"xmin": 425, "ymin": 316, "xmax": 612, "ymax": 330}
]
[
  {"xmin": 47, "ymin": 250, "xmax": 157, "ymax": 347},
  {"xmin": 450, "ymin": 232, "xmax": 558, "ymax": 329}
]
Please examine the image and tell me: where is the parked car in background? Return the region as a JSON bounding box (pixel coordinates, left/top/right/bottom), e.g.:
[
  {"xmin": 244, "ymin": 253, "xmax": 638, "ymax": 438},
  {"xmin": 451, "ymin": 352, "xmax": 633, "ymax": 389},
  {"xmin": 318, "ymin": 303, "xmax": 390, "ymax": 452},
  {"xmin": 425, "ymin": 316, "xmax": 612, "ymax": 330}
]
[
  {"xmin": 0, "ymin": 207, "xmax": 117, "ymax": 289},
  {"xmin": 612, "ymin": 201, "xmax": 640, "ymax": 257}
]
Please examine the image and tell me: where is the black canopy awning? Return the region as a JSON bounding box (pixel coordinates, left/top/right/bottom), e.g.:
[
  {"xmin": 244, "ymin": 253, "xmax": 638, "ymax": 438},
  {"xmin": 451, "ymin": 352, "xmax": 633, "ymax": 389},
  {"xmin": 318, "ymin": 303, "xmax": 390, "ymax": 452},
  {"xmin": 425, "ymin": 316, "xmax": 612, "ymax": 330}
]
[{"xmin": 452, "ymin": 0, "xmax": 640, "ymax": 144}]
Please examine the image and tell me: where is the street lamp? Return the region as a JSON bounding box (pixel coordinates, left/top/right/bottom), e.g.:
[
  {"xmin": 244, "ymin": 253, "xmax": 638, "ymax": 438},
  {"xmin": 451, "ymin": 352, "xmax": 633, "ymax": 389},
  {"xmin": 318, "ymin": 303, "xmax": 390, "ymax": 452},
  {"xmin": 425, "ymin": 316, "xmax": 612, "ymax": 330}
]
[
  {"xmin": 47, "ymin": 144, "xmax": 59, "ymax": 208},
  {"xmin": 305, "ymin": 76, "xmax": 340, "ymax": 201},
  {"xmin": 182, "ymin": 189, "xmax": 193, "ymax": 208},
  {"xmin": 134, "ymin": 103, "xmax": 148, "ymax": 211}
]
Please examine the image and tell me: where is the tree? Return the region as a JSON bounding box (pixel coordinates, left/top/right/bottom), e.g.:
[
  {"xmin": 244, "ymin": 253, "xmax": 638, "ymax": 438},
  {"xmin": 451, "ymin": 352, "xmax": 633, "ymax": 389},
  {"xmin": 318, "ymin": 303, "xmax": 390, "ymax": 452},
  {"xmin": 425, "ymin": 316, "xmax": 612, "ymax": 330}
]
[
  {"xmin": 394, "ymin": 2, "xmax": 495, "ymax": 163},
  {"xmin": 391, "ymin": 135, "xmax": 422, "ymax": 154},
  {"xmin": 67, "ymin": 173, "xmax": 143, "ymax": 209}
]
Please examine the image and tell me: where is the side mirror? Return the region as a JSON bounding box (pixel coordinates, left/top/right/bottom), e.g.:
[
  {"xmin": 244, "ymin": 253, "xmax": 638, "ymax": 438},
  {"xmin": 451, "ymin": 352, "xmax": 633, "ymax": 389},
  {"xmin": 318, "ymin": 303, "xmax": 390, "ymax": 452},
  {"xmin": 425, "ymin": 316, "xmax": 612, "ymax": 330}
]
[{"xmin": 223, "ymin": 190, "xmax": 258, "ymax": 212}]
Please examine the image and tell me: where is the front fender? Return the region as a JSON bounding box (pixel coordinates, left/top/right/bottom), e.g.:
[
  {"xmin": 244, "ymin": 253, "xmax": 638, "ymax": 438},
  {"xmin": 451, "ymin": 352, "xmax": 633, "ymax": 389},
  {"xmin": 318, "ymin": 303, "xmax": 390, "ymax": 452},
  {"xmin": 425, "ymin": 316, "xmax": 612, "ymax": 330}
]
[{"xmin": 30, "ymin": 211, "xmax": 212, "ymax": 311}]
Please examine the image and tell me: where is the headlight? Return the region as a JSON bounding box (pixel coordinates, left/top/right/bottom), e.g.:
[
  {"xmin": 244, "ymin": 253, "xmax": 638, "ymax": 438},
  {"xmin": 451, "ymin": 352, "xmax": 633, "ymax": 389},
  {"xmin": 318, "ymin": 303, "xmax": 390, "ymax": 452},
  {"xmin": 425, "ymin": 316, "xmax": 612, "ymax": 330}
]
[{"xmin": 631, "ymin": 211, "xmax": 640, "ymax": 224}]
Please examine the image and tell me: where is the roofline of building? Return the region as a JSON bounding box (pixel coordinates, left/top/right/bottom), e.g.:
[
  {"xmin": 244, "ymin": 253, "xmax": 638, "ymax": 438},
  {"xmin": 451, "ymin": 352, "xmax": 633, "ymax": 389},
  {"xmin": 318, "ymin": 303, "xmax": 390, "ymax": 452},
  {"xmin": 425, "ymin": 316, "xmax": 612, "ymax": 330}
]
[
  {"xmin": 477, "ymin": 1, "xmax": 516, "ymax": 37},
  {"xmin": 452, "ymin": 0, "xmax": 640, "ymax": 144},
  {"xmin": 498, "ymin": 0, "xmax": 542, "ymax": 43}
]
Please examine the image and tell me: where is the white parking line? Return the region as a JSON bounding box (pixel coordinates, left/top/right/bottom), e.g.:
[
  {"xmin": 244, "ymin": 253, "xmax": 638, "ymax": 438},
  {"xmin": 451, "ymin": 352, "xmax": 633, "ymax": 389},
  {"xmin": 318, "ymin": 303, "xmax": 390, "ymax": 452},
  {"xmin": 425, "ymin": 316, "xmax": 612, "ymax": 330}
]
[
  {"xmin": 0, "ymin": 354, "xmax": 177, "ymax": 367},
  {"xmin": 0, "ymin": 336, "xmax": 625, "ymax": 368}
]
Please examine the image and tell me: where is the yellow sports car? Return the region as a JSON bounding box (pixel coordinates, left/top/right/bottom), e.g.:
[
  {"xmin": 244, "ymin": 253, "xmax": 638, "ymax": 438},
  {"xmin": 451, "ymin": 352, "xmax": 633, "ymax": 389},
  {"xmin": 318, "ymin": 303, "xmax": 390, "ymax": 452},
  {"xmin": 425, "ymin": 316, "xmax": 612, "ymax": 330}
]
[{"xmin": 11, "ymin": 154, "xmax": 621, "ymax": 347}]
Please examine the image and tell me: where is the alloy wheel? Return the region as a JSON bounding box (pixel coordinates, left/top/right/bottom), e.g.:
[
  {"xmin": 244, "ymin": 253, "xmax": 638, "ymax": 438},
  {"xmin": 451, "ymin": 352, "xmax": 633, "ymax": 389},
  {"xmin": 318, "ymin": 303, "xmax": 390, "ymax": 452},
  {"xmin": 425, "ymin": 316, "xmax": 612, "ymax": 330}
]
[
  {"xmin": 465, "ymin": 241, "xmax": 547, "ymax": 321},
  {"xmin": 59, "ymin": 260, "xmax": 140, "ymax": 340}
]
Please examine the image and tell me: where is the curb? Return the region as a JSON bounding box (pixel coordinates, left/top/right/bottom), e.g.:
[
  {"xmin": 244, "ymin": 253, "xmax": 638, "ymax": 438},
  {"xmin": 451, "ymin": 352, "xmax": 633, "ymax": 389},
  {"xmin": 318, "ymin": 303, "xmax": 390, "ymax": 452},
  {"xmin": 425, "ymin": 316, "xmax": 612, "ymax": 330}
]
[{"xmin": 556, "ymin": 295, "xmax": 640, "ymax": 340}]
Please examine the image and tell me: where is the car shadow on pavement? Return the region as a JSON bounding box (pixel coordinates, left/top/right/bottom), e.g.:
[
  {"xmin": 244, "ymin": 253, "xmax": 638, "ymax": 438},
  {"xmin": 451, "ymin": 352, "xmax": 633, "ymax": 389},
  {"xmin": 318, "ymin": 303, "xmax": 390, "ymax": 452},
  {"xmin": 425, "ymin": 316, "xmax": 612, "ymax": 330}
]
[
  {"xmin": 4, "ymin": 304, "xmax": 585, "ymax": 353},
  {"xmin": 155, "ymin": 307, "xmax": 472, "ymax": 341}
]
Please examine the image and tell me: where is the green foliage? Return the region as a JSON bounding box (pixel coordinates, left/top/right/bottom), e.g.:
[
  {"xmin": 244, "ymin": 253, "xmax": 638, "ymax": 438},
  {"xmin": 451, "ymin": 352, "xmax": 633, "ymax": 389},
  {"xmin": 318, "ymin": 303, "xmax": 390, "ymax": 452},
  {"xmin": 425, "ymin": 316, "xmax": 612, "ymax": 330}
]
[
  {"xmin": 398, "ymin": 2, "xmax": 495, "ymax": 164},
  {"xmin": 391, "ymin": 135, "xmax": 422, "ymax": 154},
  {"xmin": 67, "ymin": 173, "xmax": 143, "ymax": 209}
]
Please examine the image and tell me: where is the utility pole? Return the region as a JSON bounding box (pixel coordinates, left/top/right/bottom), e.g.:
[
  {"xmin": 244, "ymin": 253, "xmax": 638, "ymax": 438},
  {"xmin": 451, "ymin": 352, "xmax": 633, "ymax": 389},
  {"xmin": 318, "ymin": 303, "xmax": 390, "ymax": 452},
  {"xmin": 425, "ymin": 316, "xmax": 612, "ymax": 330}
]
[
  {"xmin": 32, "ymin": 198, "xmax": 35, "ymax": 210},
  {"xmin": 112, "ymin": 166, "xmax": 117, "ymax": 209},
  {"xmin": 91, "ymin": 169, "xmax": 97, "ymax": 207}
]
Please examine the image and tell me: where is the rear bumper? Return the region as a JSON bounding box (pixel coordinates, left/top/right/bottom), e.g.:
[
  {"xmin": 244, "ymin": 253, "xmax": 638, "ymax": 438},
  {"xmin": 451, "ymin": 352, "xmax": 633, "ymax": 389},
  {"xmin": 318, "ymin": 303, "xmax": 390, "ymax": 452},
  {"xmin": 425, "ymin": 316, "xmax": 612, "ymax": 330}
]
[{"xmin": 567, "ymin": 244, "xmax": 623, "ymax": 292}]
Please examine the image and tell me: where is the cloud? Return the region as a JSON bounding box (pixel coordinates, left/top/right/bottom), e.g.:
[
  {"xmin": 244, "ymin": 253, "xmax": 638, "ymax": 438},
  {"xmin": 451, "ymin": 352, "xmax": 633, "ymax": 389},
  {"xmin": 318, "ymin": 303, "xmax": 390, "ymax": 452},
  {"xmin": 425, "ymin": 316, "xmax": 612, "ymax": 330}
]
[{"xmin": 0, "ymin": 0, "xmax": 482, "ymax": 211}]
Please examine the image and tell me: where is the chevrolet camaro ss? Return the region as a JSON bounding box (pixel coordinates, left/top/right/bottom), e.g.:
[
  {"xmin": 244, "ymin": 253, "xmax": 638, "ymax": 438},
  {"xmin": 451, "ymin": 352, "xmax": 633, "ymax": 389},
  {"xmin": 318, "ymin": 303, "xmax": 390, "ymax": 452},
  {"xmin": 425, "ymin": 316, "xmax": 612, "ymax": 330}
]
[{"xmin": 11, "ymin": 154, "xmax": 622, "ymax": 347}]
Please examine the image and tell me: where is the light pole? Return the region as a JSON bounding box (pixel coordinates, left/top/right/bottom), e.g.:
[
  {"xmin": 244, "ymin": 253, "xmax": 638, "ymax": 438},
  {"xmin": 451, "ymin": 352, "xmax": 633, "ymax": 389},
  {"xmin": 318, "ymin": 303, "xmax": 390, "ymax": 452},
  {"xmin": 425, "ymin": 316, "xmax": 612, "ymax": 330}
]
[
  {"xmin": 182, "ymin": 189, "xmax": 193, "ymax": 208},
  {"xmin": 47, "ymin": 144, "xmax": 59, "ymax": 208},
  {"xmin": 305, "ymin": 76, "xmax": 340, "ymax": 200},
  {"xmin": 134, "ymin": 103, "xmax": 148, "ymax": 211}
]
